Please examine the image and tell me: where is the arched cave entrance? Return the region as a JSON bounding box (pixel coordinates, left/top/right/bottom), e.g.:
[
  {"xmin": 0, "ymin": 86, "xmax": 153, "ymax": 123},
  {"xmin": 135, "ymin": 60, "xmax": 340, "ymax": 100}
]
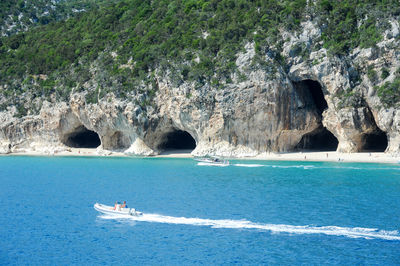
[
  {"xmin": 158, "ymin": 130, "xmax": 196, "ymax": 151},
  {"xmin": 294, "ymin": 79, "xmax": 328, "ymax": 115},
  {"xmin": 293, "ymin": 79, "xmax": 339, "ymax": 151},
  {"xmin": 295, "ymin": 126, "xmax": 338, "ymax": 151},
  {"xmin": 63, "ymin": 126, "xmax": 101, "ymax": 148},
  {"xmin": 360, "ymin": 130, "xmax": 388, "ymax": 152}
]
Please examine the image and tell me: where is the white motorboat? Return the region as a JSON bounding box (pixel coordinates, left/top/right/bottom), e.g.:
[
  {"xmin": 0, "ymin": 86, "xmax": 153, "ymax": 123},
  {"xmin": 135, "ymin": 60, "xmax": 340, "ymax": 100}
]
[
  {"xmin": 195, "ymin": 156, "xmax": 229, "ymax": 166},
  {"xmin": 194, "ymin": 157, "xmax": 215, "ymax": 163},
  {"xmin": 94, "ymin": 203, "xmax": 143, "ymax": 216}
]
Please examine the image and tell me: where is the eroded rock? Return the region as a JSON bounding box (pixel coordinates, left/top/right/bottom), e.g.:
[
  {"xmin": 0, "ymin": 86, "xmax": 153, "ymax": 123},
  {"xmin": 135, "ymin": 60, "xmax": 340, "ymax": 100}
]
[{"xmin": 1, "ymin": 19, "xmax": 400, "ymax": 156}]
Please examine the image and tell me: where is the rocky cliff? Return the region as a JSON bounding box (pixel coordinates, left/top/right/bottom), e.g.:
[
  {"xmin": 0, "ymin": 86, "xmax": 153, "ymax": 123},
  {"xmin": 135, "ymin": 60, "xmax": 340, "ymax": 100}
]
[{"xmin": 1, "ymin": 16, "xmax": 400, "ymax": 157}]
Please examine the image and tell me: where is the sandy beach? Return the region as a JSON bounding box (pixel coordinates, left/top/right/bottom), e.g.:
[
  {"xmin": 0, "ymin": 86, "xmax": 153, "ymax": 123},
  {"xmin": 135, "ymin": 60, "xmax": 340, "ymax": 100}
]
[
  {"xmin": 254, "ymin": 151, "xmax": 400, "ymax": 164},
  {"xmin": 3, "ymin": 148, "xmax": 400, "ymax": 164}
]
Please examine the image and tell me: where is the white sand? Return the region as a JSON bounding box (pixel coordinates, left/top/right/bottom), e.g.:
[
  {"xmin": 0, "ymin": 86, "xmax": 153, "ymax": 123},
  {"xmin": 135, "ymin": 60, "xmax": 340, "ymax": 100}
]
[
  {"xmin": 3, "ymin": 148, "xmax": 400, "ymax": 164},
  {"xmin": 156, "ymin": 149, "xmax": 195, "ymax": 158},
  {"xmin": 4, "ymin": 148, "xmax": 125, "ymax": 157},
  {"xmin": 254, "ymin": 151, "xmax": 400, "ymax": 164}
]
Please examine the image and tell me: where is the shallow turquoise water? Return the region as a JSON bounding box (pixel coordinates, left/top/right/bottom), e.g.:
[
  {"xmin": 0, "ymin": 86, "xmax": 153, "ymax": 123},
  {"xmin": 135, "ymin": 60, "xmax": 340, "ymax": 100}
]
[{"xmin": 1, "ymin": 156, "xmax": 400, "ymax": 264}]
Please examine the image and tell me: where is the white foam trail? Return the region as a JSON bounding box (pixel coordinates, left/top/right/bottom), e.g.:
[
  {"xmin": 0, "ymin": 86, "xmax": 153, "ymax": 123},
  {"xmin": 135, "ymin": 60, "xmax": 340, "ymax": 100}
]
[
  {"xmin": 198, "ymin": 162, "xmax": 400, "ymax": 171},
  {"xmin": 327, "ymin": 166, "xmax": 400, "ymax": 171},
  {"xmin": 234, "ymin": 164, "xmax": 264, "ymax": 167},
  {"xmin": 99, "ymin": 213, "xmax": 400, "ymax": 241},
  {"xmin": 263, "ymin": 165, "xmax": 400, "ymax": 171},
  {"xmin": 266, "ymin": 165, "xmax": 316, "ymax": 169},
  {"xmin": 197, "ymin": 162, "xmax": 229, "ymax": 167}
]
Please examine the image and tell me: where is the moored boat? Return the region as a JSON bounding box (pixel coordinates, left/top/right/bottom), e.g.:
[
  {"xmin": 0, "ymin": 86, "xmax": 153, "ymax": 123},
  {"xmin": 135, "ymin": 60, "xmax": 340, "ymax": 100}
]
[
  {"xmin": 194, "ymin": 156, "xmax": 229, "ymax": 166},
  {"xmin": 194, "ymin": 157, "xmax": 215, "ymax": 163},
  {"xmin": 94, "ymin": 203, "xmax": 143, "ymax": 216}
]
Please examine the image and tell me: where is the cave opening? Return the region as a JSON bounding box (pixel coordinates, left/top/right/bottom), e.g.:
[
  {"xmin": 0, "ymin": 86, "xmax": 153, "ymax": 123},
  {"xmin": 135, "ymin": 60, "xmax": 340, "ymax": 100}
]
[
  {"xmin": 292, "ymin": 79, "xmax": 338, "ymax": 151},
  {"xmin": 159, "ymin": 130, "xmax": 196, "ymax": 151},
  {"xmin": 360, "ymin": 130, "xmax": 388, "ymax": 152},
  {"xmin": 63, "ymin": 126, "xmax": 101, "ymax": 148},
  {"xmin": 295, "ymin": 126, "xmax": 338, "ymax": 151},
  {"xmin": 294, "ymin": 79, "xmax": 328, "ymax": 115}
]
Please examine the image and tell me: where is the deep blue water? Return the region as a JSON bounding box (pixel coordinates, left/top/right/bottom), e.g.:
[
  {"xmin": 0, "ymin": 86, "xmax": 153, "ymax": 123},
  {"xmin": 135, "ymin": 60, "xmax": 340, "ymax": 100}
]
[{"xmin": 1, "ymin": 156, "xmax": 400, "ymax": 264}]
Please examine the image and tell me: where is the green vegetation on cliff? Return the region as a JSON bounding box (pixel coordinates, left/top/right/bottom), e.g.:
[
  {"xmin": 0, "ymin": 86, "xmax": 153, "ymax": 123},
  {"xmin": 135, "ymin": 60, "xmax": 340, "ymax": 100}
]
[
  {"xmin": 0, "ymin": 0, "xmax": 108, "ymax": 36},
  {"xmin": 0, "ymin": 0, "xmax": 399, "ymax": 111},
  {"xmin": 377, "ymin": 77, "xmax": 400, "ymax": 108},
  {"xmin": 0, "ymin": 0, "xmax": 309, "ymax": 103},
  {"xmin": 316, "ymin": 0, "xmax": 399, "ymax": 55}
]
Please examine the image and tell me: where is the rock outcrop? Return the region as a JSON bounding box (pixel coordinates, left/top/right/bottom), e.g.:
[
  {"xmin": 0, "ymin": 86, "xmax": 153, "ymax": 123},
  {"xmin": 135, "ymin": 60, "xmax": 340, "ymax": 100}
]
[{"xmin": 1, "ymin": 20, "xmax": 400, "ymax": 156}]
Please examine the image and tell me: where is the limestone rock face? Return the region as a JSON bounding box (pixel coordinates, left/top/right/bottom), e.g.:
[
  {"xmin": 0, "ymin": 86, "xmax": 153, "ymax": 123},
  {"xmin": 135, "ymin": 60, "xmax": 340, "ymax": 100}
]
[
  {"xmin": 1, "ymin": 19, "xmax": 400, "ymax": 156},
  {"xmin": 154, "ymin": 70, "xmax": 321, "ymax": 156}
]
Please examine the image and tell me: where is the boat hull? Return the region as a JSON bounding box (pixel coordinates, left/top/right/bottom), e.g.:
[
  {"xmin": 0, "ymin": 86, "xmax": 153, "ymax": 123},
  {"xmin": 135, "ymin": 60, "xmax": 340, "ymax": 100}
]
[
  {"xmin": 194, "ymin": 157, "xmax": 229, "ymax": 166},
  {"xmin": 94, "ymin": 203, "xmax": 143, "ymax": 216}
]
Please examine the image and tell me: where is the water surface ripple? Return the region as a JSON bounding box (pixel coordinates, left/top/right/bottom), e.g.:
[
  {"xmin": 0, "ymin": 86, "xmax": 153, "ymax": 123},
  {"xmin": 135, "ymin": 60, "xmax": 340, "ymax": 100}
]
[{"xmin": 1, "ymin": 156, "xmax": 399, "ymax": 264}]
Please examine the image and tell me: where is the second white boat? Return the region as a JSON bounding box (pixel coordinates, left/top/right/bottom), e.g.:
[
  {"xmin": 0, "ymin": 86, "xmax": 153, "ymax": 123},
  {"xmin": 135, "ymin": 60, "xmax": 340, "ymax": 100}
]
[{"xmin": 194, "ymin": 157, "xmax": 229, "ymax": 166}]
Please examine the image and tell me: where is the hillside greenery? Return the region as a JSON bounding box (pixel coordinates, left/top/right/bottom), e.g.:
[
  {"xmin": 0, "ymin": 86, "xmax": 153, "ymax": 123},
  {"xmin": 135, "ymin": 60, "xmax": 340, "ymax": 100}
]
[
  {"xmin": 377, "ymin": 77, "xmax": 400, "ymax": 108},
  {"xmin": 316, "ymin": 0, "xmax": 399, "ymax": 55},
  {"xmin": 0, "ymin": 0, "xmax": 108, "ymax": 36},
  {"xmin": 0, "ymin": 0, "xmax": 400, "ymax": 113}
]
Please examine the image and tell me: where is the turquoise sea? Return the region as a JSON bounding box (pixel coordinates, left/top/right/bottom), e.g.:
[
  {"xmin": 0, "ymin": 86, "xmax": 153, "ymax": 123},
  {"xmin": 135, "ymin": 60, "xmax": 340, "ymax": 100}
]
[{"xmin": 1, "ymin": 156, "xmax": 400, "ymax": 264}]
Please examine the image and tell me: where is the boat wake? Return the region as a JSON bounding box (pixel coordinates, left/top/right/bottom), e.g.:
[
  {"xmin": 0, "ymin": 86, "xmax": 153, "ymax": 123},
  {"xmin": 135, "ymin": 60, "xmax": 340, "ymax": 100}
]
[
  {"xmin": 234, "ymin": 164, "xmax": 264, "ymax": 167},
  {"xmin": 233, "ymin": 164, "xmax": 400, "ymax": 171},
  {"xmin": 99, "ymin": 213, "xmax": 400, "ymax": 241},
  {"xmin": 233, "ymin": 164, "xmax": 315, "ymax": 169},
  {"xmin": 197, "ymin": 162, "xmax": 229, "ymax": 167},
  {"xmin": 269, "ymin": 165, "xmax": 316, "ymax": 169}
]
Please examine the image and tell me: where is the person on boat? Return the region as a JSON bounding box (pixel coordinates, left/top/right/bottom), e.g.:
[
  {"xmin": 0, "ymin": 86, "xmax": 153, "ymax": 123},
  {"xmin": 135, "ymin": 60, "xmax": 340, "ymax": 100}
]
[
  {"xmin": 121, "ymin": 201, "xmax": 128, "ymax": 208},
  {"xmin": 113, "ymin": 201, "xmax": 119, "ymax": 210}
]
